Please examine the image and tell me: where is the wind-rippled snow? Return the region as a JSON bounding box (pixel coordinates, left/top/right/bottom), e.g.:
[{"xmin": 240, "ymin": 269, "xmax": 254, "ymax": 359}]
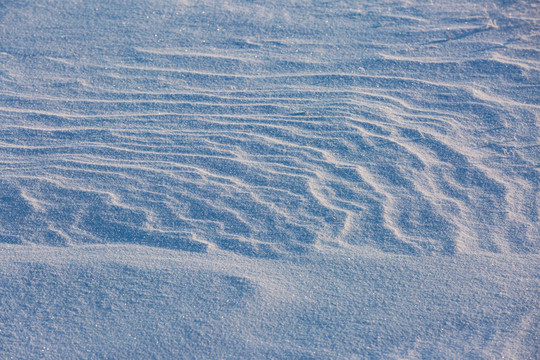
[{"xmin": 0, "ymin": 0, "xmax": 538, "ymax": 358}]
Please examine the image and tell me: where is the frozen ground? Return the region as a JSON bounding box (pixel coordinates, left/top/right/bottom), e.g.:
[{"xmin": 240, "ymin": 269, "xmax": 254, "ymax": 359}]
[{"xmin": 0, "ymin": 0, "xmax": 538, "ymax": 358}]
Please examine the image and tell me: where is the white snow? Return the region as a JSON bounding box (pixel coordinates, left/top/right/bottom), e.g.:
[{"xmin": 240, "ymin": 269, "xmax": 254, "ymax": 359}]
[{"xmin": 0, "ymin": 0, "xmax": 538, "ymax": 358}]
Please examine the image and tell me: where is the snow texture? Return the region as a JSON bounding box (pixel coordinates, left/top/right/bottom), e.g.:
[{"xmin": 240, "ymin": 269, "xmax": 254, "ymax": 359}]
[{"xmin": 0, "ymin": 0, "xmax": 538, "ymax": 358}]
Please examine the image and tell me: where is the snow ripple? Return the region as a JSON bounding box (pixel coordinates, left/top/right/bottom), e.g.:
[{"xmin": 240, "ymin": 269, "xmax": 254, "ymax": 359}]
[{"xmin": 0, "ymin": 0, "xmax": 538, "ymax": 257}]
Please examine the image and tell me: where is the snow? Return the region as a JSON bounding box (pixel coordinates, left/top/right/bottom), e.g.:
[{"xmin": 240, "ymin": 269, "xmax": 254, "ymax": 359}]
[{"xmin": 0, "ymin": 0, "xmax": 538, "ymax": 358}]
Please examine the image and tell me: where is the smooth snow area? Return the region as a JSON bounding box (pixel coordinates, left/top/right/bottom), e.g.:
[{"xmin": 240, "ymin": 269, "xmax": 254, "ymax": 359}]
[{"xmin": 0, "ymin": 0, "xmax": 538, "ymax": 358}]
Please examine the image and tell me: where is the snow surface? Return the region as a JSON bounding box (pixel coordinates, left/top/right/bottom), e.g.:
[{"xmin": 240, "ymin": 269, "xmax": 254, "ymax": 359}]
[{"xmin": 0, "ymin": 0, "xmax": 538, "ymax": 358}]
